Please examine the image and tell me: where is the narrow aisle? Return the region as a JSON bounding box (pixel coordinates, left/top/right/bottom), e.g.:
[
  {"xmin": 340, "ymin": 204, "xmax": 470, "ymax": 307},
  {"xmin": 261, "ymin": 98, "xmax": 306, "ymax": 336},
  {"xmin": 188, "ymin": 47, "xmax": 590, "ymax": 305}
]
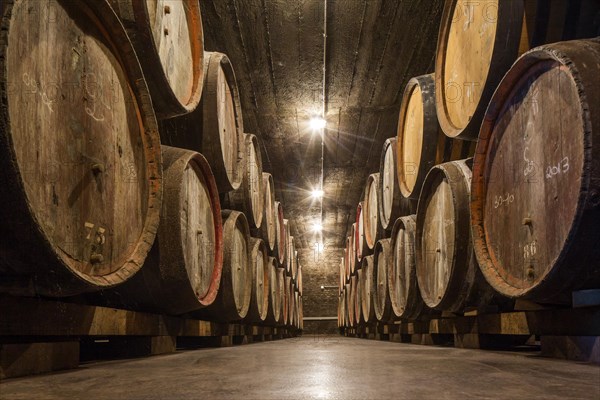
[{"xmin": 1, "ymin": 337, "xmax": 598, "ymax": 400}]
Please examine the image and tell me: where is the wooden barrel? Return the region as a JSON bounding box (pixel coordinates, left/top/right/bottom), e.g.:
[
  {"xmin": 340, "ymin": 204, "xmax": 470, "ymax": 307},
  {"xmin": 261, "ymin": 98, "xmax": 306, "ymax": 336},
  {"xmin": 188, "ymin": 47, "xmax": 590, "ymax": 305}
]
[
  {"xmin": 354, "ymin": 270, "xmax": 363, "ymax": 325},
  {"xmin": 283, "ymin": 275, "xmax": 291, "ymax": 326},
  {"xmin": 269, "ymin": 258, "xmax": 284, "ymax": 325},
  {"xmin": 339, "ymin": 257, "xmax": 345, "ymax": 294},
  {"xmin": 282, "ymin": 219, "xmax": 290, "ymax": 273},
  {"xmin": 289, "ymin": 237, "xmax": 297, "ymax": 281},
  {"xmin": 254, "ymin": 173, "xmax": 276, "ymax": 251},
  {"xmin": 378, "ymin": 138, "xmax": 415, "ymax": 230},
  {"xmin": 194, "ymin": 210, "xmax": 252, "ymax": 321},
  {"xmin": 273, "ymin": 201, "xmax": 286, "ymax": 264},
  {"xmin": 355, "ymin": 202, "xmax": 369, "ymax": 263},
  {"xmin": 347, "ymin": 280, "xmax": 356, "ymax": 327},
  {"xmin": 263, "ymin": 257, "xmax": 278, "ymax": 325},
  {"xmin": 129, "ymin": 146, "xmax": 221, "ymax": 314},
  {"xmin": 373, "ymin": 239, "xmax": 393, "ymax": 322},
  {"xmin": 245, "ymin": 238, "xmax": 269, "ymax": 323},
  {"xmin": 349, "ymin": 223, "xmax": 357, "ymax": 275},
  {"xmin": 287, "ymin": 278, "xmax": 294, "ymax": 328},
  {"xmin": 85, "ymin": 146, "xmax": 221, "ymax": 315},
  {"xmin": 396, "ymin": 74, "xmax": 475, "ymax": 200},
  {"xmin": 416, "ymin": 160, "xmax": 500, "ymax": 313},
  {"xmin": 388, "ymin": 215, "xmax": 426, "ymax": 320},
  {"xmin": 223, "ymin": 133, "xmax": 264, "ymax": 228},
  {"xmin": 297, "ymin": 263, "xmax": 303, "ymax": 296},
  {"xmin": 0, "ymin": 0, "xmax": 162, "ymax": 297},
  {"xmin": 435, "ymin": 0, "xmax": 524, "ymax": 140},
  {"xmin": 160, "ymin": 52, "xmax": 244, "ymax": 193},
  {"xmin": 472, "ymin": 39, "xmax": 600, "ymax": 302},
  {"xmin": 344, "ymin": 238, "xmax": 352, "ymax": 282},
  {"xmin": 298, "ymin": 295, "xmax": 304, "ymax": 330},
  {"xmin": 363, "ymin": 173, "xmax": 382, "ymax": 249},
  {"xmin": 108, "ymin": 0, "xmax": 204, "ymax": 119},
  {"xmin": 360, "ymin": 255, "xmax": 377, "ymax": 324}
]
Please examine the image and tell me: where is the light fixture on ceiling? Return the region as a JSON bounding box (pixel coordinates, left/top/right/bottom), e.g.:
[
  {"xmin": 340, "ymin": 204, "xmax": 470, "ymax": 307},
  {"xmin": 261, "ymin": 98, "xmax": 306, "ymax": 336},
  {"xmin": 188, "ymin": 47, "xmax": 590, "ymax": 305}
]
[
  {"xmin": 309, "ymin": 117, "xmax": 327, "ymax": 130},
  {"xmin": 312, "ymin": 223, "xmax": 323, "ymax": 233},
  {"xmin": 311, "ymin": 189, "xmax": 324, "ymax": 199}
]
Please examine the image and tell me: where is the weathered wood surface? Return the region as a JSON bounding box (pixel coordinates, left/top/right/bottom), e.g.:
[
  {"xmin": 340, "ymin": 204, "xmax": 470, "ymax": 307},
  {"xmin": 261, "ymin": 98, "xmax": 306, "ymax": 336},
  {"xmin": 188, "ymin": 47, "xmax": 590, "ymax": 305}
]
[
  {"xmin": 435, "ymin": 0, "xmax": 524, "ymax": 139},
  {"xmin": 355, "ymin": 202, "xmax": 369, "ymax": 264},
  {"xmin": 373, "ymin": 239, "xmax": 393, "ymax": 322},
  {"xmin": 273, "ymin": 201, "xmax": 286, "ymax": 264},
  {"xmin": 222, "ymin": 133, "xmax": 264, "ymax": 228},
  {"xmin": 389, "ymin": 215, "xmax": 428, "ymax": 320},
  {"xmin": 360, "ymin": 255, "xmax": 377, "ymax": 324},
  {"xmin": 90, "ymin": 146, "xmax": 222, "ymax": 315},
  {"xmin": 0, "ymin": 0, "xmax": 162, "ymax": 296},
  {"xmin": 193, "ymin": 210, "xmax": 251, "ymax": 322},
  {"xmin": 363, "ymin": 173, "xmax": 382, "ymax": 249},
  {"xmin": 378, "ymin": 138, "xmax": 414, "ymax": 229},
  {"xmin": 245, "ymin": 238, "xmax": 269, "ymax": 323},
  {"xmin": 265, "ymin": 257, "xmax": 282, "ymax": 325},
  {"xmin": 108, "ymin": 0, "xmax": 204, "ymax": 118},
  {"xmin": 253, "ymin": 173, "xmax": 276, "ymax": 251},
  {"xmin": 472, "ymin": 39, "xmax": 600, "ymax": 302},
  {"xmin": 416, "ymin": 160, "xmax": 503, "ymax": 313}
]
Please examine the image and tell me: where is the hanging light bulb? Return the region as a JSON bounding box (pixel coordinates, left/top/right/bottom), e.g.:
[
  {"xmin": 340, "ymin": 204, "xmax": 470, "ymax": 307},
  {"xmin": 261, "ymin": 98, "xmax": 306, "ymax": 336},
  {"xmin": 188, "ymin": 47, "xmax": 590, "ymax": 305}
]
[
  {"xmin": 312, "ymin": 222, "xmax": 323, "ymax": 232},
  {"xmin": 311, "ymin": 189, "xmax": 324, "ymax": 199},
  {"xmin": 309, "ymin": 117, "xmax": 327, "ymax": 130}
]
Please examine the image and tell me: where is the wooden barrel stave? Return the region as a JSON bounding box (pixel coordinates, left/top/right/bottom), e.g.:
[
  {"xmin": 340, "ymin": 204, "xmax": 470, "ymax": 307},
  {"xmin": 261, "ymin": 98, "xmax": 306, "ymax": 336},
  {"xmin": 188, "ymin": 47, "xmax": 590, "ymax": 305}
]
[
  {"xmin": 282, "ymin": 219, "xmax": 291, "ymax": 276},
  {"xmin": 363, "ymin": 173, "xmax": 383, "ymax": 250},
  {"xmin": 108, "ymin": 0, "xmax": 204, "ymax": 118},
  {"xmin": 355, "ymin": 202, "xmax": 370, "ymax": 263},
  {"xmin": 373, "ymin": 239, "xmax": 393, "ymax": 322},
  {"xmin": 388, "ymin": 215, "xmax": 429, "ymax": 320},
  {"xmin": 283, "ymin": 275, "xmax": 291, "ymax": 326},
  {"xmin": 252, "ymin": 173, "xmax": 276, "ymax": 251},
  {"xmin": 349, "ymin": 223, "xmax": 357, "ymax": 275},
  {"xmin": 416, "ymin": 160, "xmax": 503, "ymax": 313},
  {"xmin": 435, "ymin": 0, "xmax": 524, "ymax": 140},
  {"xmin": 360, "ymin": 255, "xmax": 377, "ymax": 324},
  {"xmin": 0, "ymin": 0, "xmax": 162, "ymax": 296},
  {"xmin": 379, "ymin": 138, "xmax": 415, "ymax": 230},
  {"xmin": 354, "ymin": 270, "xmax": 363, "ymax": 325},
  {"xmin": 245, "ymin": 238, "xmax": 269, "ymax": 323},
  {"xmin": 273, "ymin": 201, "xmax": 286, "ymax": 264},
  {"xmin": 472, "ymin": 39, "xmax": 600, "ymax": 302},
  {"xmin": 269, "ymin": 257, "xmax": 284, "ymax": 325},
  {"xmin": 193, "ymin": 210, "xmax": 251, "ymax": 321},
  {"xmin": 222, "ymin": 133, "xmax": 264, "ymax": 228}
]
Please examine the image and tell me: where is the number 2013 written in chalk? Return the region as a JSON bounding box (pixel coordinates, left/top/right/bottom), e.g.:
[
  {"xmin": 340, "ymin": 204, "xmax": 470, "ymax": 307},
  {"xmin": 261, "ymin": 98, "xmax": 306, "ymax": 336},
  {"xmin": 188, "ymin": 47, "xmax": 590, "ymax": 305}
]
[{"xmin": 546, "ymin": 157, "xmax": 570, "ymax": 180}]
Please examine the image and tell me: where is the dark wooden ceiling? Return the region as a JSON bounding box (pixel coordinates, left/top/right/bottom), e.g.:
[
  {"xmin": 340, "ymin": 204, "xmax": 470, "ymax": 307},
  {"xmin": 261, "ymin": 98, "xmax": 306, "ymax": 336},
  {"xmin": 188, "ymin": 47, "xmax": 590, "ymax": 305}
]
[{"xmin": 202, "ymin": 0, "xmax": 443, "ymax": 251}]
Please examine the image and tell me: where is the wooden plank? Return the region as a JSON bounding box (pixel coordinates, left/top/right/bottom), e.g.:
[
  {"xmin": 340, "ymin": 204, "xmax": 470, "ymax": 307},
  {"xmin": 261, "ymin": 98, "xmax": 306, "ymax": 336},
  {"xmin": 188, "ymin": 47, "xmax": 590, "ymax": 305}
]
[
  {"xmin": 0, "ymin": 295, "xmax": 171, "ymax": 337},
  {"xmin": 0, "ymin": 342, "xmax": 79, "ymax": 380},
  {"xmin": 541, "ymin": 336, "xmax": 600, "ymax": 365}
]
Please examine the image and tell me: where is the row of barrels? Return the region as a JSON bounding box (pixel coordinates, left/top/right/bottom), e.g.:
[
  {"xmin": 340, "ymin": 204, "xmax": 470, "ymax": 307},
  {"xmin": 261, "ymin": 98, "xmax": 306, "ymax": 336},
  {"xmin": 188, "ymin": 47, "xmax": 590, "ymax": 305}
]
[
  {"xmin": 339, "ymin": 0, "xmax": 600, "ymax": 327},
  {"xmin": 0, "ymin": 0, "xmax": 302, "ymax": 328}
]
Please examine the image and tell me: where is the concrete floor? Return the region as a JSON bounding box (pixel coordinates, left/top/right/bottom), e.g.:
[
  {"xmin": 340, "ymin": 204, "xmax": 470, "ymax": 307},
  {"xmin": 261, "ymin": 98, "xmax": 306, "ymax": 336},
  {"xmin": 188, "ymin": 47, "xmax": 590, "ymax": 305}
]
[{"xmin": 0, "ymin": 337, "xmax": 599, "ymax": 400}]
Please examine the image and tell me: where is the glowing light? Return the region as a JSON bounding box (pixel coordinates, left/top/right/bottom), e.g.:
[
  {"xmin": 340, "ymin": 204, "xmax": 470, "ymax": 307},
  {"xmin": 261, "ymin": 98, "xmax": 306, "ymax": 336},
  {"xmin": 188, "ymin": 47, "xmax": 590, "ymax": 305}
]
[
  {"xmin": 309, "ymin": 117, "xmax": 327, "ymax": 130},
  {"xmin": 311, "ymin": 189, "xmax": 324, "ymax": 199},
  {"xmin": 312, "ymin": 223, "xmax": 323, "ymax": 232}
]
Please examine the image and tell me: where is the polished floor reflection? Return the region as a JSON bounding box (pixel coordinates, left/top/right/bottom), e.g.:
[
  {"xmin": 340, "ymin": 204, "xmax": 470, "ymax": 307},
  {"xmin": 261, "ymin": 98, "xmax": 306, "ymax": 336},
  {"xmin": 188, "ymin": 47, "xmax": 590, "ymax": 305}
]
[{"xmin": 1, "ymin": 336, "xmax": 599, "ymax": 399}]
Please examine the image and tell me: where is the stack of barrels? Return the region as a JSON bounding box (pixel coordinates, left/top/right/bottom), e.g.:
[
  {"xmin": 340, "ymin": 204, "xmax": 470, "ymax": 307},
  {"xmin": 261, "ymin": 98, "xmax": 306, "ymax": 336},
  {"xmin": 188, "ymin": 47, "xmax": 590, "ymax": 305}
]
[
  {"xmin": 0, "ymin": 0, "xmax": 301, "ymax": 329},
  {"xmin": 339, "ymin": 0, "xmax": 600, "ymax": 329}
]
